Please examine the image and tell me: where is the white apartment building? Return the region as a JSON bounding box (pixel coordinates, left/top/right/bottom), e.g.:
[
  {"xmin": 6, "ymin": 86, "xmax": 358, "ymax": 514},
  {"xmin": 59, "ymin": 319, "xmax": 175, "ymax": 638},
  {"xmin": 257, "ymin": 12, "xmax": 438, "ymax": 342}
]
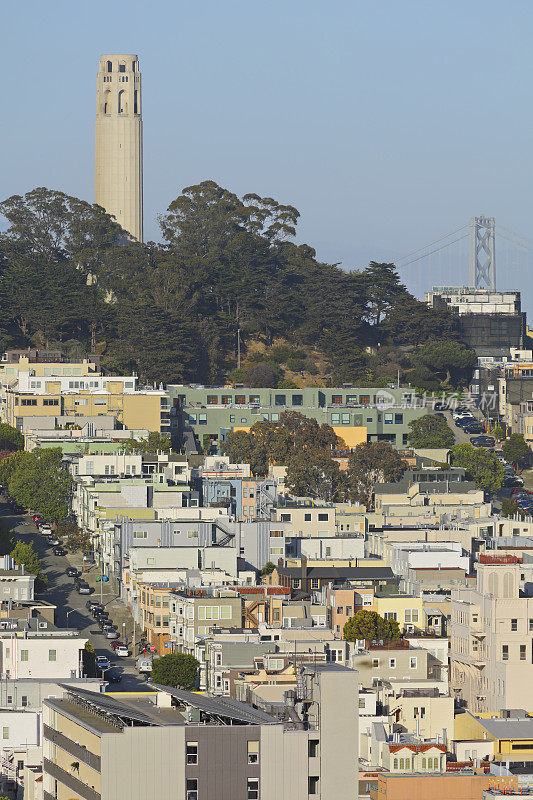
[
  {"xmin": 0, "ymin": 708, "xmax": 41, "ymax": 796},
  {"xmin": 451, "ymin": 555, "xmax": 533, "ymax": 713},
  {"xmin": 0, "ymin": 621, "xmax": 87, "ymax": 680},
  {"xmin": 15, "ymin": 372, "xmax": 138, "ymax": 393},
  {"xmin": 0, "ymin": 557, "xmax": 35, "ymax": 602}
]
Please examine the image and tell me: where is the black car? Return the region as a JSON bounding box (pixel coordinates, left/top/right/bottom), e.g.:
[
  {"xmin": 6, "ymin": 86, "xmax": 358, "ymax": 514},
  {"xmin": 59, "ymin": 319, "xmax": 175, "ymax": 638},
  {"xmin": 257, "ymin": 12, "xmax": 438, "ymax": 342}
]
[
  {"xmin": 504, "ymin": 476, "xmax": 523, "ymax": 488},
  {"xmin": 77, "ymin": 582, "xmax": 92, "ymax": 595},
  {"xmin": 53, "ymin": 546, "xmax": 67, "ymax": 556},
  {"xmin": 66, "ymin": 567, "xmax": 80, "ymax": 578},
  {"xmin": 94, "ymin": 610, "xmax": 109, "ymax": 620},
  {"xmin": 464, "ymin": 423, "xmax": 485, "ymax": 434},
  {"xmin": 105, "ymin": 669, "xmax": 122, "ymax": 683},
  {"xmin": 470, "ymin": 436, "xmax": 496, "ymax": 448},
  {"xmin": 86, "ymin": 600, "xmax": 103, "ymax": 611},
  {"xmin": 455, "ymin": 417, "xmax": 477, "ymax": 428}
]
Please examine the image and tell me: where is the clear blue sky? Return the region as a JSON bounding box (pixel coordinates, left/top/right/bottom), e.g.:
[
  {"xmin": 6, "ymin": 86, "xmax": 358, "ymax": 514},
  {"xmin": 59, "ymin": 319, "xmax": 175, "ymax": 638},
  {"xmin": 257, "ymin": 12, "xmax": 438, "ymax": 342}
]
[{"xmin": 3, "ymin": 0, "xmax": 533, "ymax": 304}]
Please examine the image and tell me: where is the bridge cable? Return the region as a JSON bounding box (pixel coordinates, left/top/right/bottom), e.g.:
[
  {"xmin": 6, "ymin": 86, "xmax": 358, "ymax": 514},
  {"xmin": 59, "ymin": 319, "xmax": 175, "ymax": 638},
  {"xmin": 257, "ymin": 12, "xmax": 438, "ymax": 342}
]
[
  {"xmin": 397, "ymin": 233, "xmax": 470, "ymax": 268},
  {"xmin": 393, "ymin": 224, "xmax": 470, "ymax": 263}
]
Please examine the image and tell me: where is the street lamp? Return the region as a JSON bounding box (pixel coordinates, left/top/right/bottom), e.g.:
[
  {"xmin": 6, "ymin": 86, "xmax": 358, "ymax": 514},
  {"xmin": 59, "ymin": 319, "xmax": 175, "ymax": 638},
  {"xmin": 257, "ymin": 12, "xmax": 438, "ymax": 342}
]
[
  {"xmin": 122, "ymin": 622, "xmax": 126, "ymax": 646},
  {"xmin": 66, "ymin": 610, "xmax": 74, "ymax": 629}
]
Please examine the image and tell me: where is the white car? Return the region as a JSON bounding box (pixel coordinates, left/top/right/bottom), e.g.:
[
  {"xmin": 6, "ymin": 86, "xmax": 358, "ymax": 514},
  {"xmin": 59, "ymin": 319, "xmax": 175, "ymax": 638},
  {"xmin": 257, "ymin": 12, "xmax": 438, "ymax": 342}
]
[
  {"xmin": 40, "ymin": 525, "xmax": 53, "ymax": 536},
  {"xmin": 114, "ymin": 646, "xmax": 129, "ymax": 657},
  {"xmin": 96, "ymin": 655, "xmax": 111, "ymax": 670}
]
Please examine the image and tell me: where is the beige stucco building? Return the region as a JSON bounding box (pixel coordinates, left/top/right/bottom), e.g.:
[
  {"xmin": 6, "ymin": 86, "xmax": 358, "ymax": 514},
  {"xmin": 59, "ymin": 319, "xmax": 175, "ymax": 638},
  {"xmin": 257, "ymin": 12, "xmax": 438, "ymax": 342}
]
[
  {"xmin": 95, "ymin": 54, "xmax": 143, "ymax": 241},
  {"xmin": 451, "ymin": 555, "xmax": 533, "ymax": 713}
]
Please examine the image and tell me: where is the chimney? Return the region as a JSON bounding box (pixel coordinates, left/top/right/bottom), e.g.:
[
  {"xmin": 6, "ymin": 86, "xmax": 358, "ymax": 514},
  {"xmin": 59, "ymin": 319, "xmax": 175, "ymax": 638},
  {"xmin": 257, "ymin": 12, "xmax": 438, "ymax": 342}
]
[{"xmin": 301, "ymin": 555, "xmax": 307, "ymax": 589}]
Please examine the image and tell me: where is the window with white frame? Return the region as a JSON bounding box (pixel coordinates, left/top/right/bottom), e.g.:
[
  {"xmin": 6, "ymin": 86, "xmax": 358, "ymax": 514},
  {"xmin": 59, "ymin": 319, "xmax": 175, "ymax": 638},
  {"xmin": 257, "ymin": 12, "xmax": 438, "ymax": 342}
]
[{"xmin": 186, "ymin": 742, "xmax": 198, "ymax": 765}]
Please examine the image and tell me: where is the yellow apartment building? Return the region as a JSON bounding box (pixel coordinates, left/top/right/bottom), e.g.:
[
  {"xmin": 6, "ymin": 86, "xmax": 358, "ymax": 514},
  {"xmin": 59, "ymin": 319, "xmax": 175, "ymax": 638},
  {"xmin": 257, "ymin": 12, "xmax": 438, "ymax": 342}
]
[
  {"xmin": 2, "ymin": 380, "xmax": 166, "ymax": 432},
  {"xmin": 374, "ymin": 593, "xmax": 425, "ymax": 633}
]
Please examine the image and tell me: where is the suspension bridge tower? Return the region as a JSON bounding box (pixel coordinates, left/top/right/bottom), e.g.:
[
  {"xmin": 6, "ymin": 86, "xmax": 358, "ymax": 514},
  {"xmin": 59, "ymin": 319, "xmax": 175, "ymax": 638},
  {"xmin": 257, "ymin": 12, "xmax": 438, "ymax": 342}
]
[{"xmin": 469, "ymin": 216, "xmax": 496, "ymax": 290}]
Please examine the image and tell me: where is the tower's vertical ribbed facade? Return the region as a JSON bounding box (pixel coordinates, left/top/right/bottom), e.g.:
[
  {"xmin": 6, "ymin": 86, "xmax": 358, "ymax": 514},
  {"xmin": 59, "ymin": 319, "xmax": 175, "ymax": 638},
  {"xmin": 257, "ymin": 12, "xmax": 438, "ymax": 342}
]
[{"xmin": 95, "ymin": 54, "xmax": 143, "ymax": 242}]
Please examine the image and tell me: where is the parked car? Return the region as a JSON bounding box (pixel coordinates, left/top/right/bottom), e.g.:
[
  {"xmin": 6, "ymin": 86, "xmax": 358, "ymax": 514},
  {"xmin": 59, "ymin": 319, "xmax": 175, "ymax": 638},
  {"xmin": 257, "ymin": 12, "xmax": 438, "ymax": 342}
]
[
  {"xmin": 105, "ymin": 629, "xmax": 120, "ymax": 640},
  {"xmin": 66, "ymin": 567, "xmax": 80, "ymax": 578},
  {"xmin": 96, "ymin": 655, "xmax": 111, "ymax": 671},
  {"xmin": 32, "ymin": 514, "xmax": 42, "ymax": 523},
  {"xmin": 114, "ymin": 645, "xmax": 129, "ymax": 657},
  {"xmin": 87, "ymin": 600, "xmax": 103, "ymax": 612},
  {"xmin": 94, "ymin": 609, "xmax": 109, "ymax": 620},
  {"xmin": 111, "ymin": 640, "xmax": 126, "ymax": 650},
  {"xmin": 40, "ymin": 525, "xmax": 53, "ymax": 536},
  {"xmin": 136, "ymin": 656, "xmax": 152, "ymax": 673},
  {"xmin": 77, "ymin": 583, "xmax": 92, "ymax": 595},
  {"xmin": 53, "ymin": 546, "xmax": 67, "ymax": 556},
  {"xmin": 465, "ymin": 425, "xmax": 485, "ymax": 435},
  {"xmin": 49, "ymin": 538, "xmax": 61, "ymax": 546},
  {"xmin": 455, "ymin": 417, "xmax": 477, "ymax": 428},
  {"xmin": 511, "ymin": 487, "xmax": 530, "ymax": 496},
  {"xmin": 470, "ymin": 436, "xmax": 496, "ymax": 448},
  {"xmin": 105, "ymin": 669, "xmax": 122, "ymax": 683},
  {"xmin": 503, "ymin": 477, "xmax": 523, "ymax": 489}
]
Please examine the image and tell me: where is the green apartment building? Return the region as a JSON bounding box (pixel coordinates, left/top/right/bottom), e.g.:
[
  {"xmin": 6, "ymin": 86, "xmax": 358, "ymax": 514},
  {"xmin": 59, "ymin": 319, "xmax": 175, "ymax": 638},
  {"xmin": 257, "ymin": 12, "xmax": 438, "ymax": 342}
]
[{"xmin": 168, "ymin": 385, "xmax": 428, "ymax": 451}]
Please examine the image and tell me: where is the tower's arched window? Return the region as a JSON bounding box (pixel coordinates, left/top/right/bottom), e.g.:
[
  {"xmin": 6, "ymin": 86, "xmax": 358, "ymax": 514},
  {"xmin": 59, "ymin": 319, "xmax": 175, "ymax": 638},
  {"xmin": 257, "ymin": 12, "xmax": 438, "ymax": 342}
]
[
  {"xmin": 119, "ymin": 62, "xmax": 126, "ymax": 73},
  {"xmin": 132, "ymin": 60, "xmax": 136, "ymax": 72},
  {"xmin": 118, "ymin": 90, "xmax": 127, "ymax": 114},
  {"xmin": 103, "ymin": 89, "xmax": 111, "ymax": 115},
  {"xmin": 107, "ymin": 60, "xmax": 112, "ymax": 73},
  {"xmin": 134, "ymin": 90, "xmax": 139, "ymax": 115}
]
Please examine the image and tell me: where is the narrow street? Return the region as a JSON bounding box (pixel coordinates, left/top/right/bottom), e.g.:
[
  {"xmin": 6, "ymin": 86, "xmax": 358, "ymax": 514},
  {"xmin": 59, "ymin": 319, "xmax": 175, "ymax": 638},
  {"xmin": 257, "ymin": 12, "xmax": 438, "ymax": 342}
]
[{"xmin": 0, "ymin": 499, "xmax": 150, "ymax": 692}]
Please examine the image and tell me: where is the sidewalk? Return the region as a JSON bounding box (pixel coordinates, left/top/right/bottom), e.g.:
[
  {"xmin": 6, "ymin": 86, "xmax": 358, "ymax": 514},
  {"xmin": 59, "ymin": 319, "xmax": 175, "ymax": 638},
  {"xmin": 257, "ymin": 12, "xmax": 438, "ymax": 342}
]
[{"xmin": 64, "ymin": 550, "xmax": 138, "ymax": 648}]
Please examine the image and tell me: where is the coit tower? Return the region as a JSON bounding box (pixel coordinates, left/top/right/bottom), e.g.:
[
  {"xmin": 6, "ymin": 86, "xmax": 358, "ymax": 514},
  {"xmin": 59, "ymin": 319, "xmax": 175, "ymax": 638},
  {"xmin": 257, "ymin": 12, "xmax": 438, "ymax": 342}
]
[{"xmin": 95, "ymin": 54, "xmax": 143, "ymax": 242}]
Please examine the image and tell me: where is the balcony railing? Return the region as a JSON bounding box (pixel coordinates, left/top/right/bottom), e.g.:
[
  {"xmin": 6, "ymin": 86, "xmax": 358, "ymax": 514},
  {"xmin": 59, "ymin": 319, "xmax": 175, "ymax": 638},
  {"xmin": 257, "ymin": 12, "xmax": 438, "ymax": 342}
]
[
  {"xmin": 43, "ymin": 759, "xmax": 100, "ymax": 800},
  {"xmin": 44, "ymin": 725, "xmax": 101, "ymax": 771}
]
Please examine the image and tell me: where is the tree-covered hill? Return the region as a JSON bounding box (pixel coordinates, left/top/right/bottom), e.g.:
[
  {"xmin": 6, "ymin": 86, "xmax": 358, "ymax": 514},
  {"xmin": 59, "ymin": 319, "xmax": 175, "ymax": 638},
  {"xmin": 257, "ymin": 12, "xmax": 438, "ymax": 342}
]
[{"xmin": 0, "ymin": 182, "xmax": 470, "ymax": 389}]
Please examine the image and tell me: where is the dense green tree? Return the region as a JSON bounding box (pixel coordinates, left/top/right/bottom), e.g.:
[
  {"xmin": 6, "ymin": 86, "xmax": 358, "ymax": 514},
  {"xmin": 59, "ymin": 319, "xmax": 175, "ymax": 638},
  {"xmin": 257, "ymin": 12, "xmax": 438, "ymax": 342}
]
[
  {"xmin": 501, "ymin": 498, "xmax": 526, "ymax": 519},
  {"xmin": 56, "ymin": 520, "xmax": 90, "ymax": 552},
  {"xmin": 363, "ymin": 262, "xmax": 406, "ymax": 326},
  {"xmin": 0, "ymin": 183, "xmax": 475, "ymax": 388},
  {"xmin": 285, "ymin": 451, "xmax": 346, "ymax": 501},
  {"xmin": 150, "ymin": 653, "xmax": 199, "ymax": 689},
  {"xmin": 502, "ymin": 434, "xmax": 530, "ymax": 470},
  {"xmin": 120, "ymin": 432, "xmax": 172, "ymax": 454},
  {"xmin": 10, "ymin": 541, "xmax": 47, "ymax": 590},
  {"xmin": 381, "ymin": 294, "xmax": 458, "ymax": 345},
  {"xmin": 0, "ymin": 423, "xmax": 24, "ymax": 453},
  {"xmin": 343, "ymin": 610, "xmax": 402, "ymax": 642},
  {"xmin": 240, "ymin": 362, "xmax": 282, "ymax": 388},
  {"xmin": 408, "ymin": 415, "xmax": 455, "ymax": 449},
  {"xmin": 222, "ymin": 412, "xmax": 341, "ymax": 478},
  {"xmin": 347, "ymin": 442, "xmax": 407, "ymax": 507},
  {"xmin": 260, "ymin": 561, "xmax": 276, "ymax": 576},
  {"xmin": 83, "ymin": 642, "xmax": 97, "ymax": 676},
  {"xmin": 0, "ymin": 448, "xmax": 71, "ymax": 521},
  {"xmin": 410, "ymin": 340, "xmax": 477, "ymax": 388},
  {"xmin": 450, "ymin": 443, "xmax": 505, "ymax": 492}
]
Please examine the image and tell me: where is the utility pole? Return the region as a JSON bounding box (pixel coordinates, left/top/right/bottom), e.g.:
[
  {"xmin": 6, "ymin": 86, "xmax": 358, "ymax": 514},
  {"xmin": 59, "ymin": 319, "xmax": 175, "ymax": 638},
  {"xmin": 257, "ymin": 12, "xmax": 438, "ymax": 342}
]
[{"xmin": 470, "ymin": 216, "xmax": 496, "ymax": 290}]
